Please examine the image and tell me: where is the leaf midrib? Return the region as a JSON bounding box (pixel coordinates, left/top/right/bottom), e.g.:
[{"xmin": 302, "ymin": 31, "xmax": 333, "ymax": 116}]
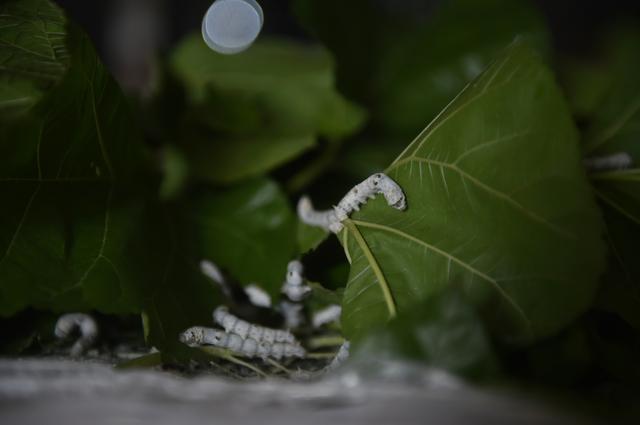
[
  {"xmin": 349, "ymin": 218, "xmax": 531, "ymax": 331},
  {"xmin": 343, "ymin": 220, "xmax": 397, "ymax": 319}
]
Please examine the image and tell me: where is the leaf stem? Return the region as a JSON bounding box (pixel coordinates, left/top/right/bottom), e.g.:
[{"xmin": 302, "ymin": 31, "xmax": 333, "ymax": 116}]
[{"xmin": 344, "ymin": 220, "xmax": 397, "ymax": 318}]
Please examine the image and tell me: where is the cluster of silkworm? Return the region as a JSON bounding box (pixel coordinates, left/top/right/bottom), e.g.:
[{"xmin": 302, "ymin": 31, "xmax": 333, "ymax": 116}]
[
  {"xmin": 297, "ymin": 173, "xmax": 407, "ymax": 233},
  {"xmin": 179, "ymin": 305, "xmax": 305, "ymax": 360},
  {"xmin": 54, "ymin": 313, "xmax": 98, "ymax": 357}
]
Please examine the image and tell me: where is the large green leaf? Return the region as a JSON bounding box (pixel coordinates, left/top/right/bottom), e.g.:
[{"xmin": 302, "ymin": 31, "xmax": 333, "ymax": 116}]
[
  {"xmin": 339, "ymin": 43, "xmax": 605, "ymax": 345},
  {"xmin": 0, "ymin": 1, "xmax": 146, "ymax": 316},
  {"xmin": 583, "ymin": 27, "xmax": 640, "ymax": 328},
  {"xmin": 169, "ymin": 35, "xmax": 365, "ymax": 184},
  {"xmin": 0, "ymin": 0, "xmax": 222, "ymax": 353}
]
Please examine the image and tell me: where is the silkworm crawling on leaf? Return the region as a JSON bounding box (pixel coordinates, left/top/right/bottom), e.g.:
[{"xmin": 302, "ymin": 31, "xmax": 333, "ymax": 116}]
[
  {"xmin": 179, "ymin": 326, "xmax": 305, "ymax": 360},
  {"xmin": 213, "ymin": 306, "xmax": 297, "ymax": 344},
  {"xmin": 583, "ymin": 152, "xmax": 633, "ymax": 172},
  {"xmin": 281, "ymin": 260, "xmax": 311, "ymax": 302},
  {"xmin": 297, "ymin": 173, "xmax": 407, "ymax": 233},
  {"xmin": 54, "ymin": 313, "xmax": 98, "ymax": 357}
]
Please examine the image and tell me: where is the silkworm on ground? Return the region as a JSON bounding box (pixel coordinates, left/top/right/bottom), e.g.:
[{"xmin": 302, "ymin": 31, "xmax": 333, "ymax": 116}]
[
  {"xmin": 584, "ymin": 152, "xmax": 633, "ymax": 172},
  {"xmin": 213, "ymin": 306, "xmax": 297, "ymax": 344},
  {"xmin": 54, "ymin": 313, "xmax": 98, "ymax": 357},
  {"xmin": 179, "ymin": 326, "xmax": 305, "ymax": 360},
  {"xmin": 326, "ymin": 341, "xmax": 350, "ymax": 371},
  {"xmin": 297, "ymin": 173, "xmax": 407, "ymax": 233},
  {"xmin": 312, "ymin": 304, "xmax": 342, "ymax": 328},
  {"xmin": 281, "ymin": 260, "xmax": 311, "ymax": 302}
]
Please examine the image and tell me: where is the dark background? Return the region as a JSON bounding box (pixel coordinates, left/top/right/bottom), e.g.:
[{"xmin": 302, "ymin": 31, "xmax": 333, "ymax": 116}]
[{"xmin": 53, "ymin": 0, "xmax": 640, "ymax": 91}]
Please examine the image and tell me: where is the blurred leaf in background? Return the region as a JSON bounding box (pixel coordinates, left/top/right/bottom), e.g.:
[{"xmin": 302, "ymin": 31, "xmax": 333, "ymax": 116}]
[
  {"xmin": 352, "ymin": 289, "xmax": 499, "ymax": 381},
  {"xmin": 0, "ymin": 0, "xmax": 301, "ymax": 356},
  {"xmin": 186, "ymin": 178, "xmax": 296, "ymax": 295},
  {"xmin": 579, "ymin": 25, "xmax": 640, "ymax": 331},
  {"xmin": 166, "ymin": 35, "xmax": 366, "ymax": 185},
  {"xmin": 338, "ymin": 43, "xmax": 605, "ymax": 345},
  {"xmin": 293, "ymin": 0, "xmax": 549, "ymax": 140}
]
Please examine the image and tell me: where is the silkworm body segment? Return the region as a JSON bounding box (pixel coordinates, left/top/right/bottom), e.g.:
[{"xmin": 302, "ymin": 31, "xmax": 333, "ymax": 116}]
[{"xmin": 213, "ymin": 306, "xmax": 296, "ymax": 344}]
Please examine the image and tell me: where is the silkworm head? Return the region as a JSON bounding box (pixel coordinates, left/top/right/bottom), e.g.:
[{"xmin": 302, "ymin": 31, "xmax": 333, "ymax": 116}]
[
  {"xmin": 287, "ymin": 260, "xmax": 304, "ymax": 274},
  {"xmin": 179, "ymin": 327, "xmax": 204, "ymax": 346}
]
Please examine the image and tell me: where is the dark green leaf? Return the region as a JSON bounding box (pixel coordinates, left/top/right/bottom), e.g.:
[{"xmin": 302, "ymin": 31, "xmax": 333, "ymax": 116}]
[
  {"xmin": 0, "ymin": 3, "xmax": 148, "ymax": 316},
  {"xmin": 297, "ymin": 220, "xmax": 329, "ymax": 254},
  {"xmin": 0, "ymin": 1, "xmax": 220, "ymax": 354},
  {"xmin": 339, "ymin": 43, "xmax": 605, "ymax": 345},
  {"xmin": 169, "ymin": 35, "xmax": 365, "ymax": 184},
  {"xmin": 583, "ymin": 27, "xmax": 640, "ymax": 328},
  {"xmin": 0, "ymin": 0, "xmax": 69, "ymax": 117},
  {"xmin": 186, "ymin": 178, "xmax": 297, "ymax": 295},
  {"xmin": 293, "ymin": 0, "xmax": 548, "ymax": 139}
]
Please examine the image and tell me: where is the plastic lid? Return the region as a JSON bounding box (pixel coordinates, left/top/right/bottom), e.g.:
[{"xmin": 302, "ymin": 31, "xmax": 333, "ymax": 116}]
[{"xmin": 201, "ymin": 0, "xmax": 264, "ymax": 54}]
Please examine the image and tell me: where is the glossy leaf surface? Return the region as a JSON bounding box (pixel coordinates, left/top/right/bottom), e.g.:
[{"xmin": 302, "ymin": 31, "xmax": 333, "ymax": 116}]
[{"xmin": 340, "ymin": 43, "xmax": 605, "ymax": 345}]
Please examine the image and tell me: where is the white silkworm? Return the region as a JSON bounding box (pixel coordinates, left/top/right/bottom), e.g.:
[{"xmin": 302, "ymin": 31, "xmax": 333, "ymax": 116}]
[
  {"xmin": 584, "ymin": 152, "xmax": 633, "ymax": 172},
  {"xmin": 213, "ymin": 306, "xmax": 296, "ymax": 344},
  {"xmin": 297, "ymin": 196, "xmax": 338, "ymax": 231},
  {"xmin": 179, "ymin": 326, "xmax": 305, "ymax": 360},
  {"xmin": 54, "ymin": 313, "xmax": 98, "ymax": 357},
  {"xmin": 244, "ymin": 284, "xmax": 272, "ymax": 308},
  {"xmin": 281, "ymin": 260, "xmax": 311, "ymax": 302},
  {"xmin": 297, "ymin": 173, "xmax": 407, "ymax": 233},
  {"xmin": 280, "ymin": 301, "xmax": 305, "ymax": 329},
  {"xmin": 326, "ymin": 341, "xmax": 350, "ymax": 371},
  {"xmin": 200, "ymin": 259, "xmax": 226, "ymax": 284},
  {"xmin": 312, "ymin": 304, "xmax": 342, "ymax": 328}
]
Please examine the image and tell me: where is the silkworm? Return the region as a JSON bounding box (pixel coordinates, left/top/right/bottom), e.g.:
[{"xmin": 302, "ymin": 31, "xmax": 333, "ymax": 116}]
[
  {"xmin": 584, "ymin": 152, "xmax": 633, "ymax": 172},
  {"xmin": 179, "ymin": 326, "xmax": 305, "ymax": 360},
  {"xmin": 200, "ymin": 259, "xmax": 226, "ymax": 285},
  {"xmin": 297, "ymin": 173, "xmax": 407, "ymax": 233},
  {"xmin": 280, "ymin": 300, "xmax": 306, "ymax": 329},
  {"xmin": 54, "ymin": 313, "xmax": 98, "ymax": 357},
  {"xmin": 213, "ymin": 306, "xmax": 296, "ymax": 344},
  {"xmin": 312, "ymin": 304, "xmax": 342, "ymax": 328},
  {"xmin": 297, "ymin": 196, "xmax": 338, "ymax": 231},
  {"xmin": 244, "ymin": 284, "xmax": 272, "ymax": 308},
  {"xmin": 326, "ymin": 341, "xmax": 350, "ymax": 371},
  {"xmin": 281, "ymin": 260, "xmax": 311, "ymax": 302}
]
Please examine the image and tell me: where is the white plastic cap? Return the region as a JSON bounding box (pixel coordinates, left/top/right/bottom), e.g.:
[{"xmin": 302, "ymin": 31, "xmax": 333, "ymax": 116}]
[{"xmin": 202, "ymin": 0, "xmax": 264, "ymax": 54}]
